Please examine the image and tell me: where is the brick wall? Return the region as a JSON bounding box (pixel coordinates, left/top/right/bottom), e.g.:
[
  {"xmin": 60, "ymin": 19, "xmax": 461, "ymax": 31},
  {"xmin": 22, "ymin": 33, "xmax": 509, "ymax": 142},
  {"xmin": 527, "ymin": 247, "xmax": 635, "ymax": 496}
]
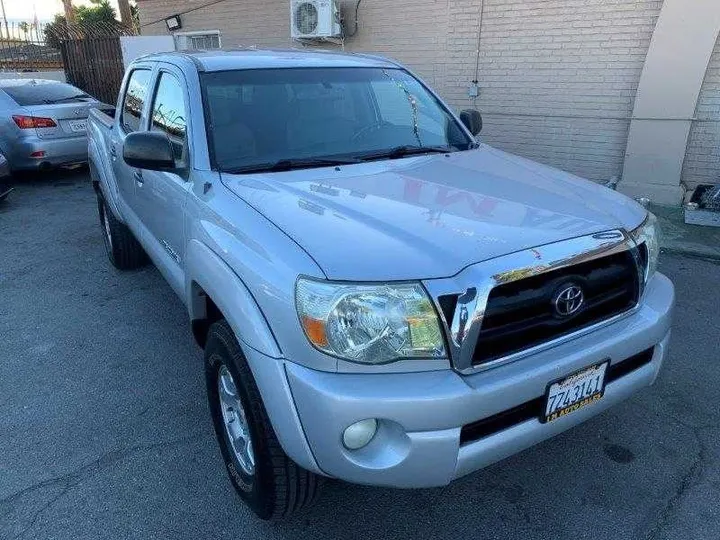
[
  {"xmin": 139, "ymin": 0, "xmax": 290, "ymax": 49},
  {"xmin": 682, "ymin": 35, "xmax": 720, "ymax": 190},
  {"xmin": 137, "ymin": 0, "xmax": 453, "ymax": 90},
  {"xmin": 465, "ymin": 0, "xmax": 662, "ymax": 182},
  {"xmin": 137, "ymin": 0, "xmax": 667, "ymax": 183}
]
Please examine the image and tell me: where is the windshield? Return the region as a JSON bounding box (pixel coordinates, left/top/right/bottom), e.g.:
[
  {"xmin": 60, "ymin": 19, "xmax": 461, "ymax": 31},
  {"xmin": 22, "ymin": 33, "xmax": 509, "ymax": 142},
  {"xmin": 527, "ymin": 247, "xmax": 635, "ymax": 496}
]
[{"xmin": 201, "ymin": 67, "xmax": 474, "ymax": 173}]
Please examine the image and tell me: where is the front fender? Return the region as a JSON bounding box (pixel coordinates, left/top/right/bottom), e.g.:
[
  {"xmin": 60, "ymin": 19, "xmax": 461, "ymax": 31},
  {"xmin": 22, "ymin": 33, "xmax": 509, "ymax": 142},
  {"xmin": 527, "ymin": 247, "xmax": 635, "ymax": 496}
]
[
  {"xmin": 185, "ymin": 241, "xmax": 324, "ymax": 473},
  {"xmin": 185, "ymin": 239, "xmax": 281, "ymax": 358}
]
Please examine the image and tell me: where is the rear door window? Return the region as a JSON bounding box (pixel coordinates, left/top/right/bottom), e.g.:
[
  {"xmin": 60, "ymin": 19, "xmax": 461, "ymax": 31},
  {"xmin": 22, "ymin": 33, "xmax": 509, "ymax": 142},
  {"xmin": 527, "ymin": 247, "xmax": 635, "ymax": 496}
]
[
  {"xmin": 2, "ymin": 82, "xmax": 89, "ymax": 106},
  {"xmin": 121, "ymin": 70, "xmax": 152, "ymax": 133}
]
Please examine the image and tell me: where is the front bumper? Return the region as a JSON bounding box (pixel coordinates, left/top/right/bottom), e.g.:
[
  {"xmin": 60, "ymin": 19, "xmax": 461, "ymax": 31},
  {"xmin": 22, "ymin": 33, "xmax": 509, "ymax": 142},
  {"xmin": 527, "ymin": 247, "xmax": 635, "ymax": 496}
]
[
  {"xmin": 257, "ymin": 272, "xmax": 674, "ymax": 488},
  {"xmin": 6, "ymin": 135, "xmax": 88, "ymax": 170}
]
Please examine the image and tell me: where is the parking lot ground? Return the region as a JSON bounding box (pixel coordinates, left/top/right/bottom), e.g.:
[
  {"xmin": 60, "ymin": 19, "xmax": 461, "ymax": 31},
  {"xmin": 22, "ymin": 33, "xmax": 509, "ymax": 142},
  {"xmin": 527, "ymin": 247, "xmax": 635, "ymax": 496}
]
[{"xmin": 1, "ymin": 170, "xmax": 719, "ymax": 540}]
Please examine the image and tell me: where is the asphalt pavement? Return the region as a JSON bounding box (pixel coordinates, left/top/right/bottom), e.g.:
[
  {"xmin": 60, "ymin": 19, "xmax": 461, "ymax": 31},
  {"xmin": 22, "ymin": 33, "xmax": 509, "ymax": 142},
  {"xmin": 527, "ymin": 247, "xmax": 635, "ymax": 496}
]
[{"xmin": 1, "ymin": 170, "xmax": 719, "ymax": 540}]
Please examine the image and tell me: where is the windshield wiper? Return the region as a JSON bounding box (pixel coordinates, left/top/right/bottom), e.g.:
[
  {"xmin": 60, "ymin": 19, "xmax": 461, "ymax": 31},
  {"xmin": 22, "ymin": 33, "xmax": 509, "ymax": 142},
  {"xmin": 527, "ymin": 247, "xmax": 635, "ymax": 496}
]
[
  {"xmin": 354, "ymin": 145, "xmax": 454, "ymax": 163},
  {"xmin": 225, "ymin": 156, "xmax": 362, "ymax": 174},
  {"xmin": 44, "ymin": 93, "xmax": 91, "ymax": 104}
]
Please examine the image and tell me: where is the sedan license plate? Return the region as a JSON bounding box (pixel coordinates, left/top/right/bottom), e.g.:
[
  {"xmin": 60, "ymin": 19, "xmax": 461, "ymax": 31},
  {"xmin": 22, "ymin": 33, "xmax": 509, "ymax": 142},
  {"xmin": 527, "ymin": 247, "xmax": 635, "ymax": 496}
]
[
  {"xmin": 543, "ymin": 361, "xmax": 609, "ymax": 423},
  {"xmin": 68, "ymin": 120, "xmax": 87, "ymax": 132}
]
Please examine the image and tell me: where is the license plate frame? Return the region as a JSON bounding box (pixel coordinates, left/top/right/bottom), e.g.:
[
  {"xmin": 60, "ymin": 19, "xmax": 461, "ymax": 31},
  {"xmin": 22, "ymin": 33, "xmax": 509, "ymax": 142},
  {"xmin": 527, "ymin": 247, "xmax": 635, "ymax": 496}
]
[
  {"xmin": 541, "ymin": 360, "xmax": 609, "ymax": 423},
  {"xmin": 68, "ymin": 120, "xmax": 87, "ymax": 132}
]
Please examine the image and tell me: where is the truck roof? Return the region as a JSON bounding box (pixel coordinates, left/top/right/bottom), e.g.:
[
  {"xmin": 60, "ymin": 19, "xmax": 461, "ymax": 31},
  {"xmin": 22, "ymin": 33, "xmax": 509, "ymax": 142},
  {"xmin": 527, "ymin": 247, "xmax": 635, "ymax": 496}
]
[{"xmin": 137, "ymin": 48, "xmax": 400, "ymax": 72}]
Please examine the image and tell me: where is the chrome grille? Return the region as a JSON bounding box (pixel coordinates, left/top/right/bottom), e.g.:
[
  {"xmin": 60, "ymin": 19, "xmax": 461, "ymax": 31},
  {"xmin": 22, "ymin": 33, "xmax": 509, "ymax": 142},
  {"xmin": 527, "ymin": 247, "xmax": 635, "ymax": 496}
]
[
  {"xmin": 423, "ymin": 229, "xmax": 645, "ymax": 373},
  {"xmin": 472, "ymin": 250, "xmax": 640, "ymax": 364}
]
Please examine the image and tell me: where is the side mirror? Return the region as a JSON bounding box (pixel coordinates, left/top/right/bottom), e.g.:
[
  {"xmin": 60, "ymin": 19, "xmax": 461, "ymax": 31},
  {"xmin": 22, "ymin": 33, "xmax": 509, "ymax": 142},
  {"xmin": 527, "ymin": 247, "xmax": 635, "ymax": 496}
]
[
  {"xmin": 123, "ymin": 131, "xmax": 176, "ymax": 171},
  {"xmin": 460, "ymin": 109, "xmax": 482, "ymax": 135}
]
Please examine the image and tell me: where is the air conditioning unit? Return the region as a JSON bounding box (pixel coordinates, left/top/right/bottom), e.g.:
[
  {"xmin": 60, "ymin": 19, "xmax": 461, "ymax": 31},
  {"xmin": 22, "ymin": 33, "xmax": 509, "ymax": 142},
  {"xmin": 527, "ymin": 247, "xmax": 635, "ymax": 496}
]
[{"xmin": 290, "ymin": 0, "xmax": 341, "ymax": 39}]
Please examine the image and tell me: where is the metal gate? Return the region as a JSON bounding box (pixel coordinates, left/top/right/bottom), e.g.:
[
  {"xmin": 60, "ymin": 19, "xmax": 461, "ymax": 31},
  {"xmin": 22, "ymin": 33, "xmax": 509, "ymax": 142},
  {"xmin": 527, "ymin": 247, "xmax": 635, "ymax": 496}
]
[
  {"xmin": 53, "ymin": 23, "xmax": 134, "ymax": 105},
  {"xmin": 0, "ymin": 22, "xmax": 64, "ymax": 71}
]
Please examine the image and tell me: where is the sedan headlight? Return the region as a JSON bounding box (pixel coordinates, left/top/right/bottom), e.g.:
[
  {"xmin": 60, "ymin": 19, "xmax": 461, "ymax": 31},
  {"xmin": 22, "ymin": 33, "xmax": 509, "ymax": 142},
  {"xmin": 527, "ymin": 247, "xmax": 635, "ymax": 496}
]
[
  {"xmin": 295, "ymin": 278, "xmax": 446, "ymax": 364},
  {"xmin": 630, "ymin": 212, "xmax": 660, "ymax": 283}
]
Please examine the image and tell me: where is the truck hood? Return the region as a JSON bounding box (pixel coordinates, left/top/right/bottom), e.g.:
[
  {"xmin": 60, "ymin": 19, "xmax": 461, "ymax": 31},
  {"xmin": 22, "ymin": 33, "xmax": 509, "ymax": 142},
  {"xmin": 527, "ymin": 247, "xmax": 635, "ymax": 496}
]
[{"xmin": 221, "ymin": 145, "xmax": 647, "ymax": 281}]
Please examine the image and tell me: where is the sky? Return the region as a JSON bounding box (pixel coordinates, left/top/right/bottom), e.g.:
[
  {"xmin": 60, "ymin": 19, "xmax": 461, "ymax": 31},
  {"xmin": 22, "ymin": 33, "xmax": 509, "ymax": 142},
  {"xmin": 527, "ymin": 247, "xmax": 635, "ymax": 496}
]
[{"xmin": 1, "ymin": 0, "xmax": 121, "ymax": 22}]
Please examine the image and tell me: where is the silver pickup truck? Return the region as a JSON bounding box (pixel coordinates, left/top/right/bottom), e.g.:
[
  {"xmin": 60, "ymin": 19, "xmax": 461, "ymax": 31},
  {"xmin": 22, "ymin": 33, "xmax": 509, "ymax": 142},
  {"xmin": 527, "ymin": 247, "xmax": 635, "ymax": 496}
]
[{"xmin": 88, "ymin": 49, "xmax": 674, "ymax": 520}]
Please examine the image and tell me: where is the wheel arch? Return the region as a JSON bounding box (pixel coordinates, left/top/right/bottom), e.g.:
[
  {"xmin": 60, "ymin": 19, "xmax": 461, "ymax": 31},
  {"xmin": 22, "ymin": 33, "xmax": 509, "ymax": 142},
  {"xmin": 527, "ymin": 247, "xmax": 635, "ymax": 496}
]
[
  {"xmin": 188, "ymin": 241, "xmax": 324, "ymax": 476},
  {"xmin": 186, "ymin": 239, "xmax": 281, "ymax": 358}
]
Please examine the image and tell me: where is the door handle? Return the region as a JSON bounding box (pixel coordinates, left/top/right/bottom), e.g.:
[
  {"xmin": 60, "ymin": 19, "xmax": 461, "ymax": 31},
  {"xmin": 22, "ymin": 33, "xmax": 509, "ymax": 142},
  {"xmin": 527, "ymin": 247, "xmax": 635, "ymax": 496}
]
[{"xmin": 134, "ymin": 170, "xmax": 144, "ymax": 186}]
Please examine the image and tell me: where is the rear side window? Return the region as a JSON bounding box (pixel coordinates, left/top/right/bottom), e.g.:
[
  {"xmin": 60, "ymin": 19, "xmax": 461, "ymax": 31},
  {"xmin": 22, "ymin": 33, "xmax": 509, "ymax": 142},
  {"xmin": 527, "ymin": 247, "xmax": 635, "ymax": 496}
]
[
  {"xmin": 150, "ymin": 72, "xmax": 187, "ymax": 162},
  {"xmin": 2, "ymin": 82, "xmax": 89, "ymax": 106},
  {"xmin": 121, "ymin": 70, "xmax": 151, "ymax": 133}
]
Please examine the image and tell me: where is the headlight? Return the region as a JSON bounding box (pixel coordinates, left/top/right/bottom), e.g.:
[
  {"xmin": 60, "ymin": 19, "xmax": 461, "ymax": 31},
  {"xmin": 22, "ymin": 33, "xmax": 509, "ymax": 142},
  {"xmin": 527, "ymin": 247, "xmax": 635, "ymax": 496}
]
[
  {"xmin": 630, "ymin": 212, "xmax": 660, "ymax": 283},
  {"xmin": 295, "ymin": 278, "xmax": 446, "ymax": 364}
]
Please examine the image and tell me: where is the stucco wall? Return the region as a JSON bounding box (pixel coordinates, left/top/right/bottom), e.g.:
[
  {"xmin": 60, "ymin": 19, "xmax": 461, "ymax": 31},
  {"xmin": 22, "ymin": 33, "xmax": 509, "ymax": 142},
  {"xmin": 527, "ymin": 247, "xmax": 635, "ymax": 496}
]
[
  {"xmin": 120, "ymin": 35, "xmax": 176, "ymax": 68},
  {"xmin": 683, "ymin": 35, "xmax": 720, "ymax": 189},
  {"xmin": 137, "ymin": 0, "xmax": 665, "ymax": 183}
]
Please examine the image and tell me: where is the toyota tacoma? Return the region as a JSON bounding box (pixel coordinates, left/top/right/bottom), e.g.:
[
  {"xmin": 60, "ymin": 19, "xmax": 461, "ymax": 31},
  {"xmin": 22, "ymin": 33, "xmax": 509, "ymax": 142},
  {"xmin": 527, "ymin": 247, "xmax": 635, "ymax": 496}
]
[{"xmin": 88, "ymin": 49, "xmax": 674, "ymax": 520}]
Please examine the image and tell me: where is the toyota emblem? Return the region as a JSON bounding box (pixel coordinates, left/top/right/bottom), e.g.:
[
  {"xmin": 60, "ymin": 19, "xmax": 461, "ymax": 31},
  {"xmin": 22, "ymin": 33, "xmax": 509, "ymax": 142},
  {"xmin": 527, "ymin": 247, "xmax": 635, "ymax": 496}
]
[{"xmin": 553, "ymin": 284, "xmax": 584, "ymax": 317}]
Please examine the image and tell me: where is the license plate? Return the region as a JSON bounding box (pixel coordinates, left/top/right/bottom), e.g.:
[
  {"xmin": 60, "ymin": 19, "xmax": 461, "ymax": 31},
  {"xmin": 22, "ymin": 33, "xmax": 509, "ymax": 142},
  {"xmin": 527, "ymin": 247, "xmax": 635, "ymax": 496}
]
[
  {"xmin": 543, "ymin": 361, "xmax": 609, "ymax": 423},
  {"xmin": 68, "ymin": 120, "xmax": 87, "ymax": 132}
]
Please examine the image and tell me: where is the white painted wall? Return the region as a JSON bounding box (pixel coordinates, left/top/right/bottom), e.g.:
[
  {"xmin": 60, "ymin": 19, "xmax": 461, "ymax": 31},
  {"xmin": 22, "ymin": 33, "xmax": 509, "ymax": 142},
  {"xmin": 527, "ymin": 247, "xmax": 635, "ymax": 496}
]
[
  {"xmin": 120, "ymin": 35, "xmax": 176, "ymax": 68},
  {"xmin": 0, "ymin": 70, "xmax": 66, "ymax": 82}
]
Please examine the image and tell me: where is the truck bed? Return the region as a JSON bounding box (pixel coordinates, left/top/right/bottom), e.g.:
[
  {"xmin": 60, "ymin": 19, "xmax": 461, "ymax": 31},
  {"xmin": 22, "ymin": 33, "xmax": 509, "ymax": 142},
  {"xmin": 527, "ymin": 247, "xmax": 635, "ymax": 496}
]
[{"xmin": 90, "ymin": 107, "xmax": 116, "ymax": 129}]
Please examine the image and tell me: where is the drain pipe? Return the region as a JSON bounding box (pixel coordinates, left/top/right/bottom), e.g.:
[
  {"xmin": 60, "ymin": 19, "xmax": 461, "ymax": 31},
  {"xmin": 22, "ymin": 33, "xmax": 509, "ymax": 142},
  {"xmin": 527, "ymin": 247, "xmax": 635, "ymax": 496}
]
[{"xmin": 470, "ymin": 0, "xmax": 485, "ymax": 104}]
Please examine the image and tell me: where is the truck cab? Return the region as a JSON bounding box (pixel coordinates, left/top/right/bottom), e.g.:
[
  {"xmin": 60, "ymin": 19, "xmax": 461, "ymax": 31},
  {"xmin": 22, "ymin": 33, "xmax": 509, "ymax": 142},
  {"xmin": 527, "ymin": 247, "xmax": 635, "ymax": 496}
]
[{"xmin": 88, "ymin": 49, "xmax": 674, "ymax": 521}]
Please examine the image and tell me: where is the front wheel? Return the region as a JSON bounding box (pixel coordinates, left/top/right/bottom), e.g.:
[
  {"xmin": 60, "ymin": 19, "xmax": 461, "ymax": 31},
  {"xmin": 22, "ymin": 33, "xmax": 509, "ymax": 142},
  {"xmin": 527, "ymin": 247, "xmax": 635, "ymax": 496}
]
[{"xmin": 204, "ymin": 320, "xmax": 322, "ymax": 520}]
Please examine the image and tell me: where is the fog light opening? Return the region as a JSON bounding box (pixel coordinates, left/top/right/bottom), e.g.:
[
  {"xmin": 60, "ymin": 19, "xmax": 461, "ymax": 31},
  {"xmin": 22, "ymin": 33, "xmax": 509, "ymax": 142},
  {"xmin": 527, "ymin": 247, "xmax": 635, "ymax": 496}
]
[{"xmin": 342, "ymin": 419, "xmax": 378, "ymax": 450}]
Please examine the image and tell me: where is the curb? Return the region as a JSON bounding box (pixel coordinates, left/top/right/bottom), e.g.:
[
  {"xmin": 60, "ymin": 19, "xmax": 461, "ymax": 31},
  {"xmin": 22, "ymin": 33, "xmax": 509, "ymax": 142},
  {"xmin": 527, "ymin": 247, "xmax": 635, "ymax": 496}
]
[{"xmin": 661, "ymin": 244, "xmax": 720, "ymax": 262}]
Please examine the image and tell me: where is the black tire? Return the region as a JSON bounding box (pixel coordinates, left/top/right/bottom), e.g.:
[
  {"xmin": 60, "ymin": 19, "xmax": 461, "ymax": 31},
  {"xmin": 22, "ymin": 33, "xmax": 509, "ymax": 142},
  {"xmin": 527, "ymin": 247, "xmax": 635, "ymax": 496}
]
[
  {"xmin": 205, "ymin": 320, "xmax": 322, "ymax": 520},
  {"xmin": 96, "ymin": 193, "xmax": 147, "ymax": 270}
]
